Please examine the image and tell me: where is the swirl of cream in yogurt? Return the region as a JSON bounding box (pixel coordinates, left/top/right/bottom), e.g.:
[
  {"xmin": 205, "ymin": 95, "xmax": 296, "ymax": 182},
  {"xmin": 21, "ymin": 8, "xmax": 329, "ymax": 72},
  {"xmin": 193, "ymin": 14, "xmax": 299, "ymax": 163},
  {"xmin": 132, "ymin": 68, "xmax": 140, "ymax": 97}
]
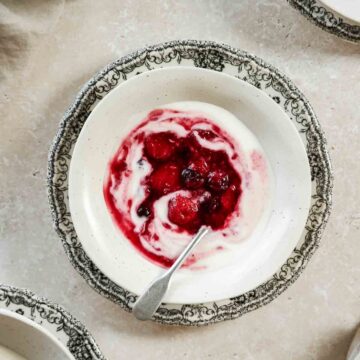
[{"xmin": 105, "ymin": 101, "xmax": 271, "ymax": 270}]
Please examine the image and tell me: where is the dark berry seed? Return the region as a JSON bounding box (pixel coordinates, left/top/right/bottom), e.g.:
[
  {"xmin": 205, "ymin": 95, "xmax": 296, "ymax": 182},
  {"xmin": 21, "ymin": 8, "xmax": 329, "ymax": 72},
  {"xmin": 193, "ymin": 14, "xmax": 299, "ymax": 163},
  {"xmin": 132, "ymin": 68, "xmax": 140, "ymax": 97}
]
[
  {"xmin": 137, "ymin": 205, "xmax": 150, "ymax": 217},
  {"xmin": 181, "ymin": 168, "xmax": 204, "ymax": 189}
]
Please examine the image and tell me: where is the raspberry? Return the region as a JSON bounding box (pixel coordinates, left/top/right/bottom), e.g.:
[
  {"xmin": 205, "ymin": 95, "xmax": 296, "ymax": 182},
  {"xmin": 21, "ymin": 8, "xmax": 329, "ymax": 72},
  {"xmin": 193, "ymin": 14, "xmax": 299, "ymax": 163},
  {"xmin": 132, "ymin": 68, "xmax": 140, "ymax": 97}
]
[
  {"xmin": 144, "ymin": 132, "xmax": 178, "ymax": 161},
  {"xmin": 188, "ymin": 157, "xmax": 209, "ymax": 176},
  {"xmin": 221, "ymin": 185, "xmax": 238, "ymax": 211},
  {"xmin": 168, "ymin": 195, "xmax": 199, "ymax": 227},
  {"xmin": 150, "ymin": 163, "xmax": 181, "ymax": 195},
  {"xmin": 207, "ymin": 170, "xmax": 230, "ymax": 191},
  {"xmin": 181, "ymin": 168, "xmax": 204, "ymax": 189},
  {"xmin": 212, "ymin": 151, "xmax": 228, "ymax": 164},
  {"xmin": 179, "ymin": 136, "xmax": 200, "ymax": 159}
]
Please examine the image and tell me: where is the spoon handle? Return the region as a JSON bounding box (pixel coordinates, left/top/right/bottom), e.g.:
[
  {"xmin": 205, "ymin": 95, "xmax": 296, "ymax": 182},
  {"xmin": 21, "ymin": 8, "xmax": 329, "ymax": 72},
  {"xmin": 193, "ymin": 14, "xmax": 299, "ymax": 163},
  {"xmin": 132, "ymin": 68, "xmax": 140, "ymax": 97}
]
[
  {"xmin": 168, "ymin": 226, "xmax": 209, "ymax": 275},
  {"xmin": 132, "ymin": 226, "xmax": 209, "ymax": 321}
]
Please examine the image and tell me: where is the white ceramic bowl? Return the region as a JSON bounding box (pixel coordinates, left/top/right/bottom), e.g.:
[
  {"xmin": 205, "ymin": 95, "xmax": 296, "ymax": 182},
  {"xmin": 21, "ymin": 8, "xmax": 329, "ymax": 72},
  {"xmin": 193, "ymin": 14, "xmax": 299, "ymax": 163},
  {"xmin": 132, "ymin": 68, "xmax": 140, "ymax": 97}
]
[
  {"xmin": 69, "ymin": 66, "xmax": 311, "ymax": 304},
  {"xmin": 0, "ymin": 309, "xmax": 73, "ymax": 360}
]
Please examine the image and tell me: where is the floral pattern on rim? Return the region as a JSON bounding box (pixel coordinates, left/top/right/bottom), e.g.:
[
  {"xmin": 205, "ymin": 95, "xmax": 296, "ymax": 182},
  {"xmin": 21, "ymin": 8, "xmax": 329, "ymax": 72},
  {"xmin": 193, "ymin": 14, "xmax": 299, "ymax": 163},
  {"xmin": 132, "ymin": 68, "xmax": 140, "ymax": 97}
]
[
  {"xmin": 288, "ymin": 0, "xmax": 360, "ymax": 43},
  {"xmin": 0, "ymin": 285, "xmax": 105, "ymax": 359},
  {"xmin": 47, "ymin": 40, "xmax": 333, "ymax": 326}
]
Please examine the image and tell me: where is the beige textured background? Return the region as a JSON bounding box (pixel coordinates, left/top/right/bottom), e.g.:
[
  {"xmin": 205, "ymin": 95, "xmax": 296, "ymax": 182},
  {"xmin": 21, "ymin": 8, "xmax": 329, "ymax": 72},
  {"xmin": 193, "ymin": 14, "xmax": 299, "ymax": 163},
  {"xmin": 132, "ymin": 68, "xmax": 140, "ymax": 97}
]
[{"xmin": 0, "ymin": 1, "xmax": 359, "ymax": 359}]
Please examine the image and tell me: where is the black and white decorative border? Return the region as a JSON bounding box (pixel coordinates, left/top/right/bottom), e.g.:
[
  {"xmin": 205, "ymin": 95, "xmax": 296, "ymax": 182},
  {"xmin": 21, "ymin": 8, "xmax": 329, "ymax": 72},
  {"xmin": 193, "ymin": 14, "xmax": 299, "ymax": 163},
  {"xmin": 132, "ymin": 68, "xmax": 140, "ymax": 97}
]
[
  {"xmin": 47, "ymin": 40, "xmax": 333, "ymax": 326},
  {"xmin": 0, "ymin": 285, "xmax": 105, "ymax": 359},
  {"xmin": 288, "ymin": 0, "xmax": 360, "ymax": 42}
]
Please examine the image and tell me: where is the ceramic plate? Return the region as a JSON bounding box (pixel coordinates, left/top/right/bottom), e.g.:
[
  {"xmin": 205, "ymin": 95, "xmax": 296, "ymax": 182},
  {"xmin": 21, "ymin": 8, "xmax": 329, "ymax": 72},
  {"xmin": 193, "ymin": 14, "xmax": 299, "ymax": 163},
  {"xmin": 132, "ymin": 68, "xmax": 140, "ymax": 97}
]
[
  {"xmin": 0, "ymin": 285, "xmax": 104, "ymax": 359},
  {"xmin": 68, "ymin": 67, "xmax": 311, "ymax": 304},
  {"xmin": 48, "ymin": 40, "xmax": 332, "ymax": 325},
  {"xmin": 320, "ymin": 0, "xmax": 360, "ymax": 24},
  {"xmin": 0, "ymin": 309, "xmax": 73, "ymax": 359},
  {"xmin": 288, "ymin": 0, "xmax": 360, "ymax": 42}
]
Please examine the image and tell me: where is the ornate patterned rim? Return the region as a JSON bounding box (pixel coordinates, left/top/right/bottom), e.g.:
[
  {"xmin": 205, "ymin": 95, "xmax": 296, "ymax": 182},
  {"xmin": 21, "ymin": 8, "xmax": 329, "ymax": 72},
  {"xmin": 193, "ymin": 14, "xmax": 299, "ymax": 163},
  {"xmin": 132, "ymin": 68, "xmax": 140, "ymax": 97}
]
[
  {"xmin": 47, "ymin": 40, "xmax": 333, "ymax": 326},
  {"xmin": 288, "ymin": 0, "xmax": 360, "ymax": 42},
  {"xmin": 0, "ymin": 285, "xmax": 105, "ymax": 359}
]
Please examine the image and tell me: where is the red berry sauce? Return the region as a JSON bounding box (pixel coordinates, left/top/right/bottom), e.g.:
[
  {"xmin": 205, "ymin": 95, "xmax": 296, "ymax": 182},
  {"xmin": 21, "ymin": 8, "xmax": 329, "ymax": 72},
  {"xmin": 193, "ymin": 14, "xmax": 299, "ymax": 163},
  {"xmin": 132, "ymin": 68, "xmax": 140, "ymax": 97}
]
[{"xmin": 104, "ymin": 108, "xmax": 242, "ymax": 267}]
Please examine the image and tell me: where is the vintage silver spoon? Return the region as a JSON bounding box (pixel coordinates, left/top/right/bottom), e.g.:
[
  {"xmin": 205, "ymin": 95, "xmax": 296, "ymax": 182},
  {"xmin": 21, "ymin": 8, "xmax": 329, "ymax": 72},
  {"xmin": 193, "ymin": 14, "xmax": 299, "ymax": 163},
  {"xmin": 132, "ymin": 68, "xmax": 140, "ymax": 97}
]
[{"xmin": 132, "ymin": 226, "xmax": 209, "ymax": 321}]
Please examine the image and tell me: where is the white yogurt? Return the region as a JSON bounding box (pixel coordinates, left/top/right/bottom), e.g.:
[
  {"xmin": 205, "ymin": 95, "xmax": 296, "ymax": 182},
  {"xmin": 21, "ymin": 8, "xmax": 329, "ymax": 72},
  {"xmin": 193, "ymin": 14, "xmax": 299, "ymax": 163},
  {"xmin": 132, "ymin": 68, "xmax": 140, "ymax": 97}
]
[{"xmin": 108, "ymin": 101, "xmax": 273, "ymax": 270}]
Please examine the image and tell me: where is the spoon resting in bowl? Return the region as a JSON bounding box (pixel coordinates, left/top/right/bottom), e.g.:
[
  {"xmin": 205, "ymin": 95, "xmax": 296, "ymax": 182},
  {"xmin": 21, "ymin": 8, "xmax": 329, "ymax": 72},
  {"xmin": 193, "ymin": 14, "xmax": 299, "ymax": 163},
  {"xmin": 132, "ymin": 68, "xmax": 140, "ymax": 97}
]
[{"xmin": 132, "ymin": 226, "xmax": 209, "ymax": 321}]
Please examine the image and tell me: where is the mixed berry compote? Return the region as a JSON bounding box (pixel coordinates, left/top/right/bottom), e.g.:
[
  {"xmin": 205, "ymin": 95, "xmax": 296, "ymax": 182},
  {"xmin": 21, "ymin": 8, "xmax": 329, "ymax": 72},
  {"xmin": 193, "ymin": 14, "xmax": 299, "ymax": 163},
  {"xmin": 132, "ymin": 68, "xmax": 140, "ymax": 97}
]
[{"xmin": 104, "ymin": 102, "xmax": 269, "ymax": 269}]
